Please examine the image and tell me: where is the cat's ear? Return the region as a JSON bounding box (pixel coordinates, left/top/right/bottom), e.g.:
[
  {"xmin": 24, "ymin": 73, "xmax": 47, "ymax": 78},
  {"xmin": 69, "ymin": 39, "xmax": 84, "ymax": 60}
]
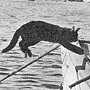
[
  {"xmin": 72, "ymin": 26, "xmax": 75, "ymax": 31},
  {"xmin": 76, "ymin": 28, "xmax": 80, "ymax": 33}
]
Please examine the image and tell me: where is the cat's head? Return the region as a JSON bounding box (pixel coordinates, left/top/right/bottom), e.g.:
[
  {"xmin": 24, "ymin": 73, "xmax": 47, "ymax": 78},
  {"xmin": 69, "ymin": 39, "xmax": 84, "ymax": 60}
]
[
  {"xmin": 69, "ymin": 26, "xmax": 80, "ymax": 42},
  {"xmin": 62, "ymin": 26, "xmax": 80, "ymax": 42}
]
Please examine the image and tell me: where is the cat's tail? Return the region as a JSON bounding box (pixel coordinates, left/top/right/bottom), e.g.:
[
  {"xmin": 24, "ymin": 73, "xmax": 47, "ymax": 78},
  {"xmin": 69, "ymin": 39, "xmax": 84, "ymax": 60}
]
[{"xmin": 2, "ymin": 29, "xmax": 20, "ymax": 53}]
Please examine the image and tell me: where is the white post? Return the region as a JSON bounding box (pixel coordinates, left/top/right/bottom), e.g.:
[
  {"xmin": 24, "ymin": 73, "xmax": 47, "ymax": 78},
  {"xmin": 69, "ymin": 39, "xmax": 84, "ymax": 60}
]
[{"xmin": 61, "ymin": 42, "xmax": 90, "ymax": 90}]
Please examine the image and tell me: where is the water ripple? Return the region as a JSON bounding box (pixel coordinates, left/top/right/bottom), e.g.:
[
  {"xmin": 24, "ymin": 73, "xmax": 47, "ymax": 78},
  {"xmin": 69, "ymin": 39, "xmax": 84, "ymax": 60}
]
[
  {"xmin": 14, "ymin": 80, "xmax": 38, "ymax": 83},
  {"xmin": 21, "ymin": 76, "xmax": 41, "ymax": 80},
  {"xmin": 51, "ymin": 65, "xmax": 62, "ymax": 68},
  {"xmin": 41, "ymin": 83, "xmax": 60, "ymax": 89},
  {"xmin": 48, "ymin": 73, "xmax": 63, "ymax": 77},
  {"xmin": 0, "ymin": 67, "xmax": 10, "ymax": 71},
  {"xmin": 16, "ymin": 73, "xmax": 39, "ymax": 76},
  {"xmin": 0, "ymin": 72, "xmax": 9, "ymax": 75}
]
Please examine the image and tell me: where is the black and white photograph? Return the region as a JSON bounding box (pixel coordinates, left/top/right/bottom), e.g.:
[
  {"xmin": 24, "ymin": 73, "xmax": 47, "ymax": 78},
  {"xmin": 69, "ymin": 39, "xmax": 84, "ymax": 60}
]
[{"xmin": 0, "ymin": 0, "xmax": 90, "ymax": 90}]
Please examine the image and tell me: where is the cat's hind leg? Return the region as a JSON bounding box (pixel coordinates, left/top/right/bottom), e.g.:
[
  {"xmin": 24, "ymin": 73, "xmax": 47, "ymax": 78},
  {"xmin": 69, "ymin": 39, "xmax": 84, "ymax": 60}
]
[
  {"xmin": 19, "ymin": 39, "xmax": 39, "ymax": 58},
  {"xmin": 19, "ymin": 40, "xmax": 28, "ymax": 58}
]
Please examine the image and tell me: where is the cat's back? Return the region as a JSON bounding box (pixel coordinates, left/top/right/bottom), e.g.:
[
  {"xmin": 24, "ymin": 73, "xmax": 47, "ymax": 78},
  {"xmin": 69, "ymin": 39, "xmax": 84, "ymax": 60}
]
[{"xmin": 19, "ymin": 21, "xmax": 66, "ymax": 36}]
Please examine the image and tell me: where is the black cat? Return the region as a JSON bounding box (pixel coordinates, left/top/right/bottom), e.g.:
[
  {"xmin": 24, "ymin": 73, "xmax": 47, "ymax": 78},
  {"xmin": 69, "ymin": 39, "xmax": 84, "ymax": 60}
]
[{"xmin": 2, "ymin": 21, "xmax": 84, "ymax": 57}]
